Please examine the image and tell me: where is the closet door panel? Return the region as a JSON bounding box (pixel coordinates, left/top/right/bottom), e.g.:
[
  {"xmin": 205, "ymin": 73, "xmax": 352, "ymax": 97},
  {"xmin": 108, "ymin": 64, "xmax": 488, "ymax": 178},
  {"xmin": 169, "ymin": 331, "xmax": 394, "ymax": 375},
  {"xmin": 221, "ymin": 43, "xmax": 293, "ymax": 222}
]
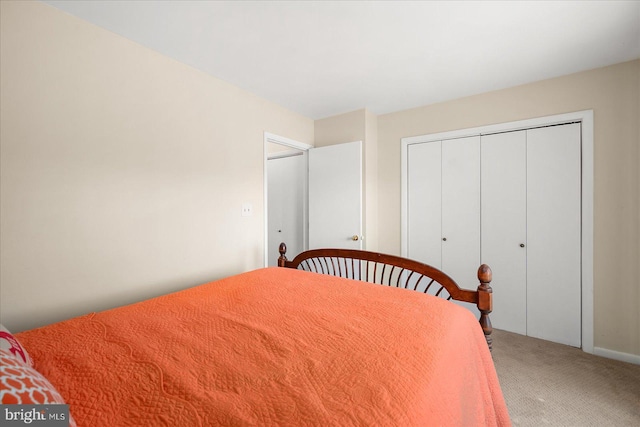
[
  {"xmin": 481, "ymin": 131, "xmax": 527, "ymax": 335},
  {"xmin": 407, "ymin": 142, "xmax": 442, "ymax": 268},
  {"xmin": 441, "ymin": 136, "xmax": 481, "ymax": 289},
  {"xmin": 526, "ymin": 124, "xmax": 581, "ymax": 347}
]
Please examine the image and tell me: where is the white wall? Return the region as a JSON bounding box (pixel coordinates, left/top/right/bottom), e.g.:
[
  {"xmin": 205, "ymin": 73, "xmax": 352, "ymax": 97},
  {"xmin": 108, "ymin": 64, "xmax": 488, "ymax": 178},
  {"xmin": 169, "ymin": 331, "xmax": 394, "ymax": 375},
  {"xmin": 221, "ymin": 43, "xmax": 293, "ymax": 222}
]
[{"xmin": 0, "ymin": 1, "xmax": 314, "ymax": 331}]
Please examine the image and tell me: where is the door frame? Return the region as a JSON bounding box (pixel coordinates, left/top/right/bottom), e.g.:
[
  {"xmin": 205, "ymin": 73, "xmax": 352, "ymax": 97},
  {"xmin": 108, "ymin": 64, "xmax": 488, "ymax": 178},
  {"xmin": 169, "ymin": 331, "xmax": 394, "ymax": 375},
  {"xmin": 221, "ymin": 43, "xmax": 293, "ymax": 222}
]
[
  {"xmin": 263, "ymin": 132, "xmax": 313, "ymax": 267},
  {"xmin": 400, "ymin": 110, "xmax": 594, "ymax": 354}
]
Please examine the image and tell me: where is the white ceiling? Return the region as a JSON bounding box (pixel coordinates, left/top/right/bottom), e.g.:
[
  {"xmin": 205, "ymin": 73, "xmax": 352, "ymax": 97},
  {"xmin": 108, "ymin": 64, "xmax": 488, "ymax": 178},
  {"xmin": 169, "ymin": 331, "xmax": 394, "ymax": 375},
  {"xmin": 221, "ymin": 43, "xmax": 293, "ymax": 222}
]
[{"xmin": 43, "ymin": 1, "xmax": 640, "ymax": 120}]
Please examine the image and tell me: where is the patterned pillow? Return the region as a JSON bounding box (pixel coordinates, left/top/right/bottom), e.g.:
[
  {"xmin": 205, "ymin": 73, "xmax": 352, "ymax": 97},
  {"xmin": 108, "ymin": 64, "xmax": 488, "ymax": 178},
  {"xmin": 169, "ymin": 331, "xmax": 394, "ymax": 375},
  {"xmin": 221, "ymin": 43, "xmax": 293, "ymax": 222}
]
[
  {"xmin": 0, "ymin": 324, "xmax": 33, "ymax": 367},
  {"xmin": 0, "ymin": 348, "xmax": 76, "ymax": 426}
]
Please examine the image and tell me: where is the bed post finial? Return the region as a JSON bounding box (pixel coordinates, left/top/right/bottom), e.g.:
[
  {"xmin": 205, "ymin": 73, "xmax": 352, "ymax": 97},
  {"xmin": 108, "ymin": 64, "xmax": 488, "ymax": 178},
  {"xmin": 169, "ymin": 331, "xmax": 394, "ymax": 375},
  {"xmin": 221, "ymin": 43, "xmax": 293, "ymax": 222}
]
[
  {"xmin": 278, "ymin": 242, "xmax": 288, "ymax": 267},
  {"xmin": 477, "ymin": 264, "xmax": 493, "ymax": 352}
]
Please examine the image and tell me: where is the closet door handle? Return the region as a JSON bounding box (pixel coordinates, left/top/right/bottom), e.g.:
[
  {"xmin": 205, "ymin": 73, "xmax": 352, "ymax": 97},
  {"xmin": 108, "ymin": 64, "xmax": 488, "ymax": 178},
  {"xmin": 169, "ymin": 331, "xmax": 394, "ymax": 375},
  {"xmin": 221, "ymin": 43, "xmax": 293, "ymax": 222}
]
[
  {"xmin": 520, "ymin": 243, "xmax": 525, "ymax": 248},
  {"xmin": 442, "ymin": 237, "xmax": 447, "ymax": 241}
]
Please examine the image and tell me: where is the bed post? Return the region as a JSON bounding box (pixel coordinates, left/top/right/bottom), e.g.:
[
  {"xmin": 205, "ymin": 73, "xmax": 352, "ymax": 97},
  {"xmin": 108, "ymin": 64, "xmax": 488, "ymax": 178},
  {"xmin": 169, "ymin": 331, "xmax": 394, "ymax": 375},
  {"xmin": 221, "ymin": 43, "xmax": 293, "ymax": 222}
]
[
  {"xmin": 477, "ymin": 264, "xmax": 494, "ymax": 352},
  {"xmin": 277, "ymin": 242, "xmax": 288, "ymax": 267}
]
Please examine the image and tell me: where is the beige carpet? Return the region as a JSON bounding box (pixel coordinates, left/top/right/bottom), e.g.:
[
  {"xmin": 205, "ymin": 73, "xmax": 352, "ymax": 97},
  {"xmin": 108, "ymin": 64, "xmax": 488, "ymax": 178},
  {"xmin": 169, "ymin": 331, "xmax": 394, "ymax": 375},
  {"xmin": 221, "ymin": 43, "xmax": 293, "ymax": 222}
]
[{"xmin": 491, "ymin": 329, "xmax": 640, "ymax": 426}]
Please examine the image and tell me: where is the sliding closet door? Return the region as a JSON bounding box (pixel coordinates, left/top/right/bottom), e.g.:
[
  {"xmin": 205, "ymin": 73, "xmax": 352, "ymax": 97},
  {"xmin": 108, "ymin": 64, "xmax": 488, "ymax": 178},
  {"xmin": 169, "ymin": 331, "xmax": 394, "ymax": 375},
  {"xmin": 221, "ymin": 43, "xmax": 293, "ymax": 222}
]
[
  {"xmin": 441, "ymin": 136, "xmax": 480, "ymax": 288},
  {"xmin": 407, "ymin": 142, "xmax": 442, "ymax": 268},
  {"xmin": 481, "ymin": 131, "xmax": 527, "ymax": 335},
  {"xmin": 527, "ymin": 124, "xmax": 581, "ymax": 347}
]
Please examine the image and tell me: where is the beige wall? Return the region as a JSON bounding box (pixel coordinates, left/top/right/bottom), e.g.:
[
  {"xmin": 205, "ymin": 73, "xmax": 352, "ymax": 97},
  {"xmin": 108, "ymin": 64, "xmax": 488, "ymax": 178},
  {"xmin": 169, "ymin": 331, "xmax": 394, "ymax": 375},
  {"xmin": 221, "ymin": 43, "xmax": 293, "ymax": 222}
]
[
  {"xmin": 377, "ymin": 60, "xmax": 640, "ymax": 356},
  {"xmin": 314, "ymin": 109, "xmax": 366, "ymax": 148},
  {"xmin": 315, "ymin": 109, "xmax": 379, "ymax": 251},
  {"xmin": 0, "ymin": 1, "xmax": 314, "ymax": 331}
]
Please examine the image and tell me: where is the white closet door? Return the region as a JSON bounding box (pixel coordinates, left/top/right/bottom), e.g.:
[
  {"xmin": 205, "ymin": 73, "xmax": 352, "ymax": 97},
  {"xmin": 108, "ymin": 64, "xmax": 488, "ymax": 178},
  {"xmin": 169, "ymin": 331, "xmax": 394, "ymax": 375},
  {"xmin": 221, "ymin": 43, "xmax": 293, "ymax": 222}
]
[
  {"xmin": 441, "ymin": 136, "xmax": 481, "ymax": 289},
  {"xmin": 527, "ymin": 124, "xmax": 581, "ymax": 347},
  {"xmin": 267, "ymin": 155, "xmax": 306, "ymax": 266},
  {"xmin": 481, "ymin": 130, "xmax": 527, "ymax": 335},
  {"xmin": 407, "ymin": 142, "xmax": 442, "ymax": 268},
  {"xmin": 268, "ymin": 158, "xmax": 285, "ymax": 266}
]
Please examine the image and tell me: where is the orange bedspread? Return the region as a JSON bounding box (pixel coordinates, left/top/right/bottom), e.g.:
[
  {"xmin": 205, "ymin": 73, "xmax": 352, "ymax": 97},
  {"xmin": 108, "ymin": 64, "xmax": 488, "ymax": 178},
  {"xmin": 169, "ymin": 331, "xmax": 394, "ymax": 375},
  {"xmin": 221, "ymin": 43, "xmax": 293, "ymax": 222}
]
[{"xmin": 17, "ymin": 267, "xmax": 510, "ymax": 426}]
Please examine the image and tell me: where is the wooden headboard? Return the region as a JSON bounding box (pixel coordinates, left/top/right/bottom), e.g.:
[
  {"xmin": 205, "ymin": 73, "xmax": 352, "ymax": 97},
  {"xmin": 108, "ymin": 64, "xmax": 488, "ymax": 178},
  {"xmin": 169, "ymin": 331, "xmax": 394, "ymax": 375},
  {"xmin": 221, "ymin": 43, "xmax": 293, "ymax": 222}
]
[{"xmin": 277, "ymin": 243, "xmax": 494, "ymax": 351}]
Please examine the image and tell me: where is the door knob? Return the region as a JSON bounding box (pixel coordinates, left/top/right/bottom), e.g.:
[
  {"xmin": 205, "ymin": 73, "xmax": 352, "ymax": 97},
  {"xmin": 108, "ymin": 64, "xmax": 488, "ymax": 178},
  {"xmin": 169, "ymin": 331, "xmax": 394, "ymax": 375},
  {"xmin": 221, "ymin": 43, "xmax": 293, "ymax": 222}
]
[
  {"xmin": 351, "ymin": 235, "xmax": 360, "ymax": 241},
  {"xmin": 520, "ymin": 243, "xmax": 525, "ymax": 248},
  {"xmin": 442, "ymin": 237, "xmax": 447, "ymax": 241}
]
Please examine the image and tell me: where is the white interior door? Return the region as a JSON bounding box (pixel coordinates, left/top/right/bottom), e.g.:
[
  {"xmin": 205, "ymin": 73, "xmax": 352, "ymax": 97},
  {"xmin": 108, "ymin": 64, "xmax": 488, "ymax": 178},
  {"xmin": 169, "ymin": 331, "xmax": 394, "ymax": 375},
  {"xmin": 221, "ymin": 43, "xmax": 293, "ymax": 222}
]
[
  {"xmin": 267, "ymin": 153, "xmax": 306, "ymax": 266},
  {"xmin": 527, "ymin": 123, "xmax": 581, "ymax": 347},
  {"xmin": 308, "ymin": 141, "xmax": 362, "ymax": 250},
  {"xmin": 481, "ymin": 130, "xmax": 528, "ymax": 335},
  {"xmin": 407, "ymin": 141, "xmax": 442, "ymax": 267}
]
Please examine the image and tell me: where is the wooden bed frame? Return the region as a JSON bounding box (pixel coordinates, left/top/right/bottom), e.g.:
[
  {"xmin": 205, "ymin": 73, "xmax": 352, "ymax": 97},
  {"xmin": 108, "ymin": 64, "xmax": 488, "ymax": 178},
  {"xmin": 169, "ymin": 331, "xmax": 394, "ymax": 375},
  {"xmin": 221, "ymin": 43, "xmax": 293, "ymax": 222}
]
[{"xmin": 278, "ymin": 243, "xmax": 495, "ymax": 351}]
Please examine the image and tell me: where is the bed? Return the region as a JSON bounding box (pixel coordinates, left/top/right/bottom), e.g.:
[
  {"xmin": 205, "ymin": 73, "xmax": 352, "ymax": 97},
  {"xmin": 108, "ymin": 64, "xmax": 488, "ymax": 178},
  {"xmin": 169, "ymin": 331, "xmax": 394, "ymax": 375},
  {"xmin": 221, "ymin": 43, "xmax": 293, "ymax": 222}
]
[
  {"xmin": 3, "ymin": 245, "xmax": 509, "ymax": 426},
  {"xmin": 277, "ymin": 243, "xmax": 496, "ymax": 351}
]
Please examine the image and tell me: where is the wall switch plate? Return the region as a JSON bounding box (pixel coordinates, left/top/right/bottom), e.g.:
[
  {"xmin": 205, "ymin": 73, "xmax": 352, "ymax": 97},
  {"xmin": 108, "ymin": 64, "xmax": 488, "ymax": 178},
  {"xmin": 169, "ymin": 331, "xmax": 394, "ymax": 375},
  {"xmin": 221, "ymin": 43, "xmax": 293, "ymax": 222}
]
[{"xmin": 241, "ymin": 203, "xmax": 253, "ymax": 217}]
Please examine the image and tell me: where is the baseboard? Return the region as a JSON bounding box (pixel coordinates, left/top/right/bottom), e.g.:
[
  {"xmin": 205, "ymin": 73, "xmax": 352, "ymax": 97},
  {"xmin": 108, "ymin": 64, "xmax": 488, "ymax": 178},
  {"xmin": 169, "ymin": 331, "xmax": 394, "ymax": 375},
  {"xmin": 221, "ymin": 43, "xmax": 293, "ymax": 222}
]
[{"xmin": 593, "ymin": 347, "xmax": 640, "ymax": 365}]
